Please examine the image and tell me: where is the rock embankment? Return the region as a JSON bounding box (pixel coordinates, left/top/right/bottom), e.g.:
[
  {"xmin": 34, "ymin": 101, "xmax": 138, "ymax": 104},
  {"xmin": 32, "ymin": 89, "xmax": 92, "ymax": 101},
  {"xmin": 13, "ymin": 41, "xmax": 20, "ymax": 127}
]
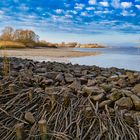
[{"xmin": 0, "ymin": 57, "xmax": 140, "ymax": 139}]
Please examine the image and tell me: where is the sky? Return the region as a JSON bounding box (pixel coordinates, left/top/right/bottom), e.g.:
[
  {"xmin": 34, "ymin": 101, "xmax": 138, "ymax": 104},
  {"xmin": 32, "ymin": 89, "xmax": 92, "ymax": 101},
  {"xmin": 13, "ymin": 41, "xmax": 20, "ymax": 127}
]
[{"xmin": 0, "ymin": 0, "xmax": 140, "ymax": 46}]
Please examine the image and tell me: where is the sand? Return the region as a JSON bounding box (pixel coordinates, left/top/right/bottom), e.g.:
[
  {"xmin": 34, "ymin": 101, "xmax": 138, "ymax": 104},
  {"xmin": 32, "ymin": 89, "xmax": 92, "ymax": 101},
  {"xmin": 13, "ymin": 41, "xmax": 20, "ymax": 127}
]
[{"xmin": 0, "ymin": 48, "xmax": 100, "ymax": 58}]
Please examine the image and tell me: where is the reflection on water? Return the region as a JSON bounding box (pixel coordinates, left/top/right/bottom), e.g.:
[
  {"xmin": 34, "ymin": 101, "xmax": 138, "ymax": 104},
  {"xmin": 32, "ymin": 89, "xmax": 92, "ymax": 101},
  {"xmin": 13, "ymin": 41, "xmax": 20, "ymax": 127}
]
[
  {"xmin": 70, "ymin": 53, "xmax": 140, "ymax": 71},
  {"xmin": 71, "ymin": 47, "xmax": 140, "ymax": 71}
]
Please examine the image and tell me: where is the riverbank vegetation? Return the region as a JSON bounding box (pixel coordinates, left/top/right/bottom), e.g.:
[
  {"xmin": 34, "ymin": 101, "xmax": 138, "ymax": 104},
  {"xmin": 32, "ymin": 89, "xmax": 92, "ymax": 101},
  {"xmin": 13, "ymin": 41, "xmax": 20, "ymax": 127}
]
[
  {"xmin": 0, "ymin": 26, "xmax": 105, "ymax": 49},
  {"xmin": 0, "ymin": 26, "xmax": 53, "ymax": 48}
]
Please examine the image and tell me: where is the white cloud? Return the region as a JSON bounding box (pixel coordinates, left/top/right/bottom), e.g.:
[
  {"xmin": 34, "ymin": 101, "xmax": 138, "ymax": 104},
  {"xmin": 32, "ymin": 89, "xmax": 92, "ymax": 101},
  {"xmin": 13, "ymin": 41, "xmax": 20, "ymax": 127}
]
[
  {"xmin": 99, "ymin": 2, "xmax": 109, "ymax": 7},
  {"xmin": 121, "ymin": 10, "xmax": 136, "ymax": 16},
  {"xmin": 56, "ymin": 9, "xmax": 63, "ymax": 14},
  {"xmin": 135, "ymin": 5, "xmax": 140, "ymax": 9},
  {"xmin": 121, "ymin": 2, "xmax": 132, "ymax": 8},
  {"xmin": 64, "ymin": 3, "xmax": 70, "ymax": 8},
  {"xmin": 75, "ymin": 3, "xmax": 85, "ymax": 10},
  {"xmin": 65, "ymin": 15, "xmax": 73, "ymax": 18},
  {"xmin": 0, "ymin": 10, "xmax": 4, "ymax": 14},
  {"xmin": 70, "ymin": 10, "xmax": 78, "ymax": 14},
  {"xmin": 86, "ymin": 7, "xmax": 95, "ymax": 10},
  {"xmin": 94, "ymin": 10, "xmax": 112, "ymax": 14},
  {"xmin": 18, "ymin": 4, "xmax": 29, "ymax": 11},
  {"xmin": 81, "ymin": 12, "xmax": 87, "ymax": 16},
  {"xmin": 36, "ymin": 7, "xmax": 43, "ymax": 12},
  {"xmin": 112, "ymin": 0, "xmax": 120, "ymax": 8},
  {"xmin": 88, "ymin": 0, "xmax": 96, "ymax": 5}
]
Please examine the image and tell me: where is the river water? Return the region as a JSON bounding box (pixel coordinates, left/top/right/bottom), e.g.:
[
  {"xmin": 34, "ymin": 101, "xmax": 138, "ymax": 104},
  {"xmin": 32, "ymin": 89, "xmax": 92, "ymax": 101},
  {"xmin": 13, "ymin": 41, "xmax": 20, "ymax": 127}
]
[
  {"xmin": 36, "ymin": 47, "xmax": 140, "ymax": 71},
  {"xmin": 70, "ymin": 47, "xmax": 140, "ymax": 71}
]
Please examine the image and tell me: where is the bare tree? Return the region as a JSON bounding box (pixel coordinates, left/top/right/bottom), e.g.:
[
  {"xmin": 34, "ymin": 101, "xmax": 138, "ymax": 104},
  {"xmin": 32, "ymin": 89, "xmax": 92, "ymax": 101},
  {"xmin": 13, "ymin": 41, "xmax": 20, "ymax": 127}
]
[
  {"xmin": 0, "ymin": 26, "xmax": 14, "ymax": 41},
  {"xmin": 13, "ymin": 29, "xmax": 39, "ymax": 43}
]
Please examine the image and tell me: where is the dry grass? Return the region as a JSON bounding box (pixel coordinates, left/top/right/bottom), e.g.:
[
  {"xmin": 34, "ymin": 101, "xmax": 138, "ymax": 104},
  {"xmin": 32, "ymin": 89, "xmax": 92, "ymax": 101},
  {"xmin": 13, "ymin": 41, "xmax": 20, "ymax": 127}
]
[{"xmin": 0, "ymin": 41, "xmax": 26, "ymax": 49}]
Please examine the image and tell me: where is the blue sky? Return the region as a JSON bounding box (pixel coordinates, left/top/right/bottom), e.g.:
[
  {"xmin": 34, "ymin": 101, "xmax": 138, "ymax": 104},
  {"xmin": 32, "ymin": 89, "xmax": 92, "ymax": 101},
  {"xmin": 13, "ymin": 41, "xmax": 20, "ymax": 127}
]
[{"xmin": 0, "ymin": 0, "xmax": 140, "ymax": 46}]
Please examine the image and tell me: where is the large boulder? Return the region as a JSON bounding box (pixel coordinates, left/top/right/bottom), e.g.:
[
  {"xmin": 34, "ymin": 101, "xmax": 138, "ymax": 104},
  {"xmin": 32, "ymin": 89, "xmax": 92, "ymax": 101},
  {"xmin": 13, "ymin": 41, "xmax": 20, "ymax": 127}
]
[
  {"xmin": 107, "ymin": 90, "xmax": 123, "ymax": 101},
  {"xmin": 99, "ymin": 100, "xmax": 112, "ymax": 108},
  {"xmin": 82, "ymin": 86, "xmax": 104, "ymax": 96},
  {"xmin": 55, "ymin": 73, "xmax": 64, "ymax": 82},
  {"xmin": 64, "ymin": 73, "xmax": 74, "ymax": 83},
  {"xmin": 87, "ymin": 79, "xmax": 97, "ymax": 86},
  {"xmin": 109, "ymin": 75, "xmax": 119, "ymax": 81},
  {"xmin": 121, "ymin": 89, "xmax": 133, "ymax": 97},
  {"xmin": 117, "ymin": 79, "xmax": 127, "ymax": 87},
  {"xmin": 68, "ymin": 79, "xmax": 81, "ymax": 91},
  {"xmin": 133, "ymin": 84, "xmax": 140, "ymax": 96},
  {"xmin": 91, "ymin": 93, "xmax": 105, "ymax": 101},
  {"xmin": 115, "ymin": 97, "xmax": 133, "ymax": 110},
  {"xmin": 100, "ymin": 83, "xmax": 112, "ymax": 92},
  {"xmin": 131, "ymin": 95, "xmax": 140, "ymax": 111}
]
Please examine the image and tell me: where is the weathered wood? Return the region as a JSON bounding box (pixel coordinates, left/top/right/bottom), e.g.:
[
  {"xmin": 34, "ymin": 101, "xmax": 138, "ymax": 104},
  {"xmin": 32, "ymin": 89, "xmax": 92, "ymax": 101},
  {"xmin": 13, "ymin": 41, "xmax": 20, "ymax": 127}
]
[
  {"xmin": 8, "ymin": 84, "xmax": 15, "ymax": 94},
  {"xmin": 38, "ymin": 120, "xmax": 48, "ymax": 140},
  {"xmin": 28, "ymin": 88, "xmax": 33, "ymax": 101},
  {"xmin": 15, "ymin": 123, "xmax": 24, "ymax": 140}
]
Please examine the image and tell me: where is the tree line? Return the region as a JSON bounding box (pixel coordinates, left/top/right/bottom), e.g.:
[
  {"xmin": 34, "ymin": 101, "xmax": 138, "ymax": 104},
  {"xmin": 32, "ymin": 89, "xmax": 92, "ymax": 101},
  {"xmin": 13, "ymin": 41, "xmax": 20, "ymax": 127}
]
[{"xmin": 0, "ymin": 26, "xmax": 40, "ymax": 47}]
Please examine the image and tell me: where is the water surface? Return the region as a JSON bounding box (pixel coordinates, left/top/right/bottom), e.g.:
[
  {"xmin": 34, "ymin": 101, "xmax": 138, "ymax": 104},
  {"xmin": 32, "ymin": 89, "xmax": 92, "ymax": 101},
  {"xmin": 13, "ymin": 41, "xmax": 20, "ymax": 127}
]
[
  {"xmin": 27, "ymin": 47, "xmax": 140, "ymax": 71},
  {"xmin": 70, "ymin": 47, "xmax": 140, "ymax": 71}
]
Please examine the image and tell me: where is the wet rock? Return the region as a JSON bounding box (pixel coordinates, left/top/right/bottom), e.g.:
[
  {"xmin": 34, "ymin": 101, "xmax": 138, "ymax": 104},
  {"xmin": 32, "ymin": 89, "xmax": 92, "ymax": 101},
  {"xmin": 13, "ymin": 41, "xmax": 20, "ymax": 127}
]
[
  {"xmin": 55, "ymin": 73, "xmax": 64, "ymax": 82},
  {"xmin": 99, "ymin": 100, "xmax": 112, "ymax": 108},
  {"xmin": 64, "ymin": 73, "xmax": 74, "ymax": 83},
  {"xmin": 115, "ymin": 97, "xmax": 133, "ymax": 110},
  {"xmin": 24, "ymin": 112, "xmax": 35, "ymax": 124},
  {"xmin": 131, "ymin": 95, "xmax": 140, "ymax": 111}
]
